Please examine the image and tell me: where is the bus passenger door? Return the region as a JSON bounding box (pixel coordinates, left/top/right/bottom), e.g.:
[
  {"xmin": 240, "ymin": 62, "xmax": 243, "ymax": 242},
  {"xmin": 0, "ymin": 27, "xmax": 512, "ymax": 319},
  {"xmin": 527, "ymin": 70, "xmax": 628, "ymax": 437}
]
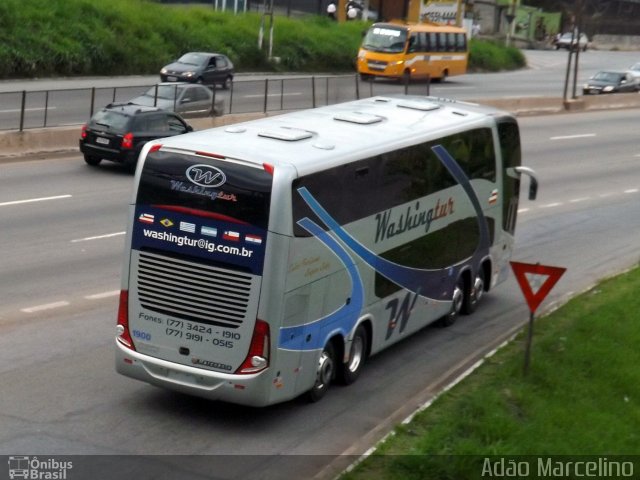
[{"xmin": 406, "ymin": 33, "xmax": 423, "ymax": 78}]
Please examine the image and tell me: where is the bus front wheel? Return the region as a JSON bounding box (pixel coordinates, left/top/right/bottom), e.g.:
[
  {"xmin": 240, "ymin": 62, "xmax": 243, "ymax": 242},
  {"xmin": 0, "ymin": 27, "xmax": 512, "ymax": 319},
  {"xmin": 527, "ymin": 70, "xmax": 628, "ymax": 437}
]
[
  {"xmin": 338, "ymin": 325, "xmax": 368, "ymax": 385},
  {"xmin": 308, "ymin": 341, "xmax": 336, "ymax": 402}
]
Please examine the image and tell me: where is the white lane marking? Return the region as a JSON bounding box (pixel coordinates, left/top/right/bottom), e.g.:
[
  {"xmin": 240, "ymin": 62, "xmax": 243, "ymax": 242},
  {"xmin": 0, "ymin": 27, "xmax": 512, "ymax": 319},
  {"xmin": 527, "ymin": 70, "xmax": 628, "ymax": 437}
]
[
  {"xmin": 624, "ymin": 189, "xmax": 639, "ymax": 194},
  {"xmin": 71, "ymin": 232, "xmax": 125, "ymax": 243},
  {"xmin": 0, "ymin": 194, "xmax": 72, "ymax": 207},
  {"xmin": 84, "ymin": 290, "xmax": 120, "ymax": 300},
  {"xmin": 21, "ymin": 301, "xmax": 70, "ymax": 313},
  {"xmin": 518, "ymin": 208, "xmax": 530, "ymax": 213},
  {"xmin": 550, "ymin": 133, "xmax": 596, "ymax": 140},
  {"xmin": 0, "ymin": 107, "xmax": 57, "ymax": 113},
  {"xmin": 541, "ymin": 202, "xmax": 562, "ymax": 208},
  {"xmin": 243, "ymin": 92, "xmax": 303, "ymax": 98},
  {"xmin": 569, "ymin": 197, "xmax": 589, "ymax": 203}
]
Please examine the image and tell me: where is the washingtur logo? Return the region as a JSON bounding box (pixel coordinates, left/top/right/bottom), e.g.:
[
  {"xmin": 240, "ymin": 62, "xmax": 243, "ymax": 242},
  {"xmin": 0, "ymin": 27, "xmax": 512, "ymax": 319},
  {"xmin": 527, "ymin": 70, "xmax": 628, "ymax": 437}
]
[
  {"xmin": 186, "ymin": 164, "xmax": 226, "ymax": 188},
  {"xmin": 8, "ymin": 456, "xmax": 73, "ymax": 479}
]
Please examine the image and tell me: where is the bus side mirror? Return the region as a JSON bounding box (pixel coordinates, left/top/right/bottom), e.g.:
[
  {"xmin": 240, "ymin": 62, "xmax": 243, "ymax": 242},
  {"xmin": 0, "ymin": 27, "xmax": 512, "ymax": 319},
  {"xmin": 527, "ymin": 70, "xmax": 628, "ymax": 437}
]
[{"xmin": 513, "ymin": 166, "xmax": 538, "ymax": 201}]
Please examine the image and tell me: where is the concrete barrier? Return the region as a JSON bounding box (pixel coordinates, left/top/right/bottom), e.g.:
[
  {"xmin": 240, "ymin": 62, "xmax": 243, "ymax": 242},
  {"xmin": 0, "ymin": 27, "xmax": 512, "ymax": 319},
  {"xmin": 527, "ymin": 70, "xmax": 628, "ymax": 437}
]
[
  {"xmin": 0, "ymin": 112, "xmax": 270, "ymax": 162},
  {"xmin": 2, "ymin": 94, "xmax": 640, "ymax": 161}
]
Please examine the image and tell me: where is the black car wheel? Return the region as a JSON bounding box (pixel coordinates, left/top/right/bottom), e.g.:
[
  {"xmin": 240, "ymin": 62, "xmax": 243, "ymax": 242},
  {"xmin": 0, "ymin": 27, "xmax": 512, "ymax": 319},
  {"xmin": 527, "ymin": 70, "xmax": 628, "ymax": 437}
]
[
  {"xmin": 222, "ymin": 75, "xmax": 232, "ymax": 90},
  {"xmin": 83, "ymin": 154, "xmax": 101, "ymax": 166}
]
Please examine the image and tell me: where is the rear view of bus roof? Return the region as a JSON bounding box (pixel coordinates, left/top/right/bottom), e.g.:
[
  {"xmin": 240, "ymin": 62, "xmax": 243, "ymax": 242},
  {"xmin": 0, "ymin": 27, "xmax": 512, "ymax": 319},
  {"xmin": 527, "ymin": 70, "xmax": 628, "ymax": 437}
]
[{"xmin": 160, "ymin": 95, "xmax": 500, "ymax": 172}]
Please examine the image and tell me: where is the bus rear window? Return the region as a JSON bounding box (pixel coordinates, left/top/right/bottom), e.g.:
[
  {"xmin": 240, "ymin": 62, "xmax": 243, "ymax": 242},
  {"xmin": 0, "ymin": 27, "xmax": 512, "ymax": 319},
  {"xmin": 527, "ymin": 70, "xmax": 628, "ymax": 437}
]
[{"xmin": 137, "ymin": 151, "xmax": 272, "ymax": 229}]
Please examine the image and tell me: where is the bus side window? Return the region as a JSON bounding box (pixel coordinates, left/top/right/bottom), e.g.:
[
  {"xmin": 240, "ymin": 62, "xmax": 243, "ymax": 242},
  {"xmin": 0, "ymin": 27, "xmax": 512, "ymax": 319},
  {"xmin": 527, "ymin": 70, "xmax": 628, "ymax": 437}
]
[
  {"xmin": 498, "ymin": 119, "xmax": 522, "ymax": 235},
  {"xmin": 419, "ymin": 32, "xmax": 429, "ymax": 52},
  {"xmin": 429, "ymin": 33, "xmax": 439, "ymax": 52},
  {"xmin": 438, "ymin": 33, "xmax": 447, "ymax": 52},
  {"xmin": 457, "ymin": 33, "xmax": 467, "ymax": 52},
  {"xmin": 407, "ymin": 34, "xmax": 419, "ymax": 53},
  {"xmin": 447, "ymin": 33, "xmax": 456, "ymax": 52}
]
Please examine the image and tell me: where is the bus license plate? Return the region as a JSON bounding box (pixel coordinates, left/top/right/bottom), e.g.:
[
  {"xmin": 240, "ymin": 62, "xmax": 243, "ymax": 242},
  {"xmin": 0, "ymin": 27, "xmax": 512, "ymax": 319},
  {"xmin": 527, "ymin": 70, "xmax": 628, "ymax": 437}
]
[{"xmin": 95, "ymin": 137, "xmax": 110, "ymax": 145}]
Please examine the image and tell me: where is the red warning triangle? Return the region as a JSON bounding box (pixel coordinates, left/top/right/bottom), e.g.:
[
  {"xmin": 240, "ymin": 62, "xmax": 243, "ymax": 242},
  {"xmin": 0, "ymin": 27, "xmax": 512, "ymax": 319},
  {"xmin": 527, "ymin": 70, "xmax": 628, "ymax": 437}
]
[{"xmin": 510, "ymin": 261, "xmax": 567, "ymax": 314}]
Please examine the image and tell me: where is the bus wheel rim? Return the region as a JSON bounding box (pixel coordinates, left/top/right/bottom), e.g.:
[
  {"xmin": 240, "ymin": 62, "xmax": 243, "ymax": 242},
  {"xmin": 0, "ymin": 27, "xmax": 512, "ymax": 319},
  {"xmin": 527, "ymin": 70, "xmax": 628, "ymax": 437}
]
[
  {"xmin": 347, "ymin": 335, "xmax": 364, "ymax": 373},
  {"xmin": 317, "ymin": 350, "xmax": 334, "ymax": 388}
]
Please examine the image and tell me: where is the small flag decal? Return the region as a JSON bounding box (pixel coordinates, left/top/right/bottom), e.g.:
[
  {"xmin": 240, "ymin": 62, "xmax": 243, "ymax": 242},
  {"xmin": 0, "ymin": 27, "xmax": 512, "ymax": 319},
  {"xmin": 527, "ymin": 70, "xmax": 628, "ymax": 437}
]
[
  {"xmin": 223, "ymin": 230, "xmax": 240, "ymax": 242},
  {"xmin": 201, "ymin": 226, "xmax": 218, "ymax": 237},
  {"xmin": 180, "ymin": 221, "xmax": 196, "ymax": 233},
  {"xmin": 245, "ymin": 234, "xmax": 263, "ymax": 245},
  {"xmin": 138, "ymin": 213, "xmax": 154, "ymax": 224}
]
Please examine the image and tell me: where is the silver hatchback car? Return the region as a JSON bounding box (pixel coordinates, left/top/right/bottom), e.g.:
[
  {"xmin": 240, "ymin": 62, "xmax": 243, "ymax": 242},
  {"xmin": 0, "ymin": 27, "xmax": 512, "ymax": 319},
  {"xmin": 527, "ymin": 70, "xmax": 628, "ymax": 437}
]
[{"xmin": 128, "ymin": 83, "xmax": 220, "ymax": 117}]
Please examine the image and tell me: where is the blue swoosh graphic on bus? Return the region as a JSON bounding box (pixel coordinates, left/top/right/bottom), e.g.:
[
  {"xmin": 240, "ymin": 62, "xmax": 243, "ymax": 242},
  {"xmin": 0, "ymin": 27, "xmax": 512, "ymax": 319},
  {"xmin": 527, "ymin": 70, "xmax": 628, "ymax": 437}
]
[
  {"xmin": 278, "ymin": 217, "xmax": 364, "ymax": 351},
  {"xmin": 431, "ymin": 144, "xmax": 490, "ymax": 257},
  {"xmin": 295, "ymin": 144, "xmax": 490, "ymax": 299}
]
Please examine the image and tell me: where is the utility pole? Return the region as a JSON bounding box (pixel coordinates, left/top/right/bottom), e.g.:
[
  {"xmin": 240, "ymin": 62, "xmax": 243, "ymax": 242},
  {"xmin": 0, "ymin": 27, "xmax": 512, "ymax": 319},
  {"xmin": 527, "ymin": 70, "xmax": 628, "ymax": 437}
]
[
  {"xmin": 562, "ymin": 0, "xmax": 584, "ymax": 102},
  {"xmin": 505, "ymin": 0, "xmax": 516, "ymax": 47},
  {"xmin": 258, "ymin": 0, "xmax": 274, "ymax": 59}
]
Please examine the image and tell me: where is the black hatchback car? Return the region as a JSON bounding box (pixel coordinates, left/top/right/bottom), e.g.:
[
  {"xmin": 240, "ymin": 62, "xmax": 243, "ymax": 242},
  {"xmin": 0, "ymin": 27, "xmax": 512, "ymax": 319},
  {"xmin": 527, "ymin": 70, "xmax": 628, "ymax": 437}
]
[
  {"xmin": 79, "ymin": 103, "xmax": 192, "ymax": 169},
  {"xmin": 160, "ymin": 52, "xmax": 234, "ymax": 89}
]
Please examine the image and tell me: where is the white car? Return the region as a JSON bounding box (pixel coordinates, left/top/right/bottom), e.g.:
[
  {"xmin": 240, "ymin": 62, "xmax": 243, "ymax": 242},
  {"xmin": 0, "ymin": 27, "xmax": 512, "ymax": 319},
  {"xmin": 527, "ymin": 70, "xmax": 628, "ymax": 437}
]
[
  {"xmin": 555, "ymin": 32, "xmax": 589, "ymax": 51},
  {"xmin": 627, "ymin": 62, "xmax": 640, "ymax": 80}
]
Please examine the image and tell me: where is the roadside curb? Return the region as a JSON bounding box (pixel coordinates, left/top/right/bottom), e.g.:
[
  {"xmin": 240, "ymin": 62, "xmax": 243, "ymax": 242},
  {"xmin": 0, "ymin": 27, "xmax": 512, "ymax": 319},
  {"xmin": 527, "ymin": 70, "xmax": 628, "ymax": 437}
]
[{"xmin": 2, "ymin": 94, "xmax": 640, "ymax": 162}]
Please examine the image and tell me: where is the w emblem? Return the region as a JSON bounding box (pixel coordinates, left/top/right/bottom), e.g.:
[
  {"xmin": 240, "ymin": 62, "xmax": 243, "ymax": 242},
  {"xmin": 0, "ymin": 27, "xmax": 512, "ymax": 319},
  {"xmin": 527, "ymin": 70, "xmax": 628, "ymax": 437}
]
[{"xmin": 186, "ymin": 164, "xmax": 227, "ymax": 187}]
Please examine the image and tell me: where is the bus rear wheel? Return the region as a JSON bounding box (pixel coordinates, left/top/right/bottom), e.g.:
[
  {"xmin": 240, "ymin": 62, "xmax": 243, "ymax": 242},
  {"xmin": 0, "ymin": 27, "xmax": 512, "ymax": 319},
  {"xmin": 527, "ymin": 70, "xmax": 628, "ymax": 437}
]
[
  {"xmin": 464, "ymin": 269, "xmax": 485, "ymax": 315},
  {"xmin": 307, "ymin": 341, "xmax": 336, "ymax": 402},
  {"xmin": 440, "ymin": 277, "xmax": 464, "ymax": 327},
  {"xmin": 338, "ymin": 325, "xmax": 368, "ymax": 385}
]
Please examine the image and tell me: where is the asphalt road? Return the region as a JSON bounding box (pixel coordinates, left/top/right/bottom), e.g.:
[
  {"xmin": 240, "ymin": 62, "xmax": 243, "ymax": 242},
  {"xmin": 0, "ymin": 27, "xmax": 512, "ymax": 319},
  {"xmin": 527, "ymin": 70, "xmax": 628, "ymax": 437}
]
[
  {"xmin": 1, "ymin": 108, "xmax": 639, "ymax": 479},
  {"xmin": 1, "ymin": 49, "xmax": 640, "ymax": 131}
]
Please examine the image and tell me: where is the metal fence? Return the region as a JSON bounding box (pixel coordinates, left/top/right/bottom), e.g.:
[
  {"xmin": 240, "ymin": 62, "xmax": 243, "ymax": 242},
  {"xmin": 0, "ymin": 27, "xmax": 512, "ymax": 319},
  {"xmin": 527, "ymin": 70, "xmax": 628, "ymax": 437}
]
[{"xmin": 0, "ymin": 74, "xmax": 432, "ymax": 132}]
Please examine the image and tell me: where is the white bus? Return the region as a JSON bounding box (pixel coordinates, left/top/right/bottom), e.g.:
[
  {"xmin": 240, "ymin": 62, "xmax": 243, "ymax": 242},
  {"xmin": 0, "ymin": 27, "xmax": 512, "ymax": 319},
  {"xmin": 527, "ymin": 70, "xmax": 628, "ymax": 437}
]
[{"xmin": 115, "ymin": 95, "xmax": 537, "ymax": 407}]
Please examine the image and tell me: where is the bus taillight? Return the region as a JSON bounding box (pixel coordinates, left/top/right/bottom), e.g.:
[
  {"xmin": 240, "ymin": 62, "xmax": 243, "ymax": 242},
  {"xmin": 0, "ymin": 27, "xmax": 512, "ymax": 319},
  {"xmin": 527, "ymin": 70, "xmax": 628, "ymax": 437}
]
[
  {"xmin": 237, "ymin": 319, "xmax": 270, "ymax": 374},
  {"xmin": 116, "ymin": 290, "xmax": 135, "ymax": 350}
]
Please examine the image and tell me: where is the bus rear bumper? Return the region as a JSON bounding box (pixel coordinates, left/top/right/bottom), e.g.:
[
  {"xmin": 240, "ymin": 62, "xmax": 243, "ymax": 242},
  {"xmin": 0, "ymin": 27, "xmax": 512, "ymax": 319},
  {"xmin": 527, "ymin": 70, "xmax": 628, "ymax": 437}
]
[{"xmin": 115, "ymin": 339, "xmax": 274, "ymax": 406}]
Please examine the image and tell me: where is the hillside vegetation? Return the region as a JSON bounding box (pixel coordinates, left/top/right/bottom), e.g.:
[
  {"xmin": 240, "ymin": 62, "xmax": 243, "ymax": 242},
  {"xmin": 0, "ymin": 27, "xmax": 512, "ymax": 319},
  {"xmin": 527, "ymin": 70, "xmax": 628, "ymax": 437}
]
[{"xmin": 0, "ymin": 0, "xmax": 525, "ymax": 79}]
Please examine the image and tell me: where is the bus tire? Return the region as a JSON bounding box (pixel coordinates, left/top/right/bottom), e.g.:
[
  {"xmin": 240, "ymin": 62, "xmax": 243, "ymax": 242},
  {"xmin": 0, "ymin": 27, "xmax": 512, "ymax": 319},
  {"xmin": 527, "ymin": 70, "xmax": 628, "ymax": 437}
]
[
  {"xmin": 401, "ymin": 69, "xmax": 411, "ymax": 85},
  {"xmin": 307, "ymin": 340, "xmax": 336, "ymax": 402},
  {"xmin": 464, "ymin": 268, "xmax": 485, "ymax": 315},
  {"xmin": 338, "ymin": 324, "xmax": 368, "ymax": 385},
  {"xmin": 439, "ymin": 277, "xmax": 464, "ymax": 327}
]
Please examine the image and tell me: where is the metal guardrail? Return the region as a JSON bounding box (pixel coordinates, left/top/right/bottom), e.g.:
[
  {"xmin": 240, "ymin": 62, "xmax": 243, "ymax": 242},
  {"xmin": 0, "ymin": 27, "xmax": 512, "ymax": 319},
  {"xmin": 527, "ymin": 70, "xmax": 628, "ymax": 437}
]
[{"xmin": 0, "ymin": 74, "xmax": 431, "ymax": 132}]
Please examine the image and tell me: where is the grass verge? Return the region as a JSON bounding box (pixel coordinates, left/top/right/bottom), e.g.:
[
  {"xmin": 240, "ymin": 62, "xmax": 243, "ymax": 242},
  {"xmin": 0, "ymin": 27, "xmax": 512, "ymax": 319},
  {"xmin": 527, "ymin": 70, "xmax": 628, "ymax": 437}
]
[
  {"xmin": 341, "ymin": 267, "xmax": 640, "ymax": 479},
  {"xmin": 0, "ymin": 0, "xmax": 524, "ymax": 78}
]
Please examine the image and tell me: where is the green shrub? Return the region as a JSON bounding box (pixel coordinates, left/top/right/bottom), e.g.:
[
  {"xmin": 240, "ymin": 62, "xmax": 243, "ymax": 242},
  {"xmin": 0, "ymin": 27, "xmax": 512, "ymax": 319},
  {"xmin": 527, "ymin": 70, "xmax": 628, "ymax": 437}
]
[{"xmin": 469, "ymin": 39, "xmax": 526, "ymax": 72}]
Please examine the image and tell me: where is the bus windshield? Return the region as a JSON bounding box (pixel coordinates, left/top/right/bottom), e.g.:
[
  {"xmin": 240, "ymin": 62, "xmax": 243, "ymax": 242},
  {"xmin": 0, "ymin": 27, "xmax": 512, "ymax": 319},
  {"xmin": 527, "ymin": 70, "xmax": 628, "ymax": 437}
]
[
  {"xmin": 362, "ymin": 26, "xmax": 408, "ymax": 53},
  {"xmin": 137, "ymin": 150, "xmax": 272, "ymax": 229}
]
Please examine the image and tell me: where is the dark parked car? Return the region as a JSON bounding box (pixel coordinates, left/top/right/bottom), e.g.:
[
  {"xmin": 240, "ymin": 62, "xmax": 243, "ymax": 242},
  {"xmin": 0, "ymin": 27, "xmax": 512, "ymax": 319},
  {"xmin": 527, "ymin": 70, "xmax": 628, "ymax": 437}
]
[
  {"xmin": 79, "ymin": 103, "xmax": 192, "ymax": 169},
  {"xmin": 128, "ymin": 82, "xmax": 218, "ymax": 116},
  {"xmin": 582, "ymin": 71, "xmax": 639, "ymax": 95},
  {"xmin": 160, "ymin": 52, "xmax": 234, "ymax": 89}
]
